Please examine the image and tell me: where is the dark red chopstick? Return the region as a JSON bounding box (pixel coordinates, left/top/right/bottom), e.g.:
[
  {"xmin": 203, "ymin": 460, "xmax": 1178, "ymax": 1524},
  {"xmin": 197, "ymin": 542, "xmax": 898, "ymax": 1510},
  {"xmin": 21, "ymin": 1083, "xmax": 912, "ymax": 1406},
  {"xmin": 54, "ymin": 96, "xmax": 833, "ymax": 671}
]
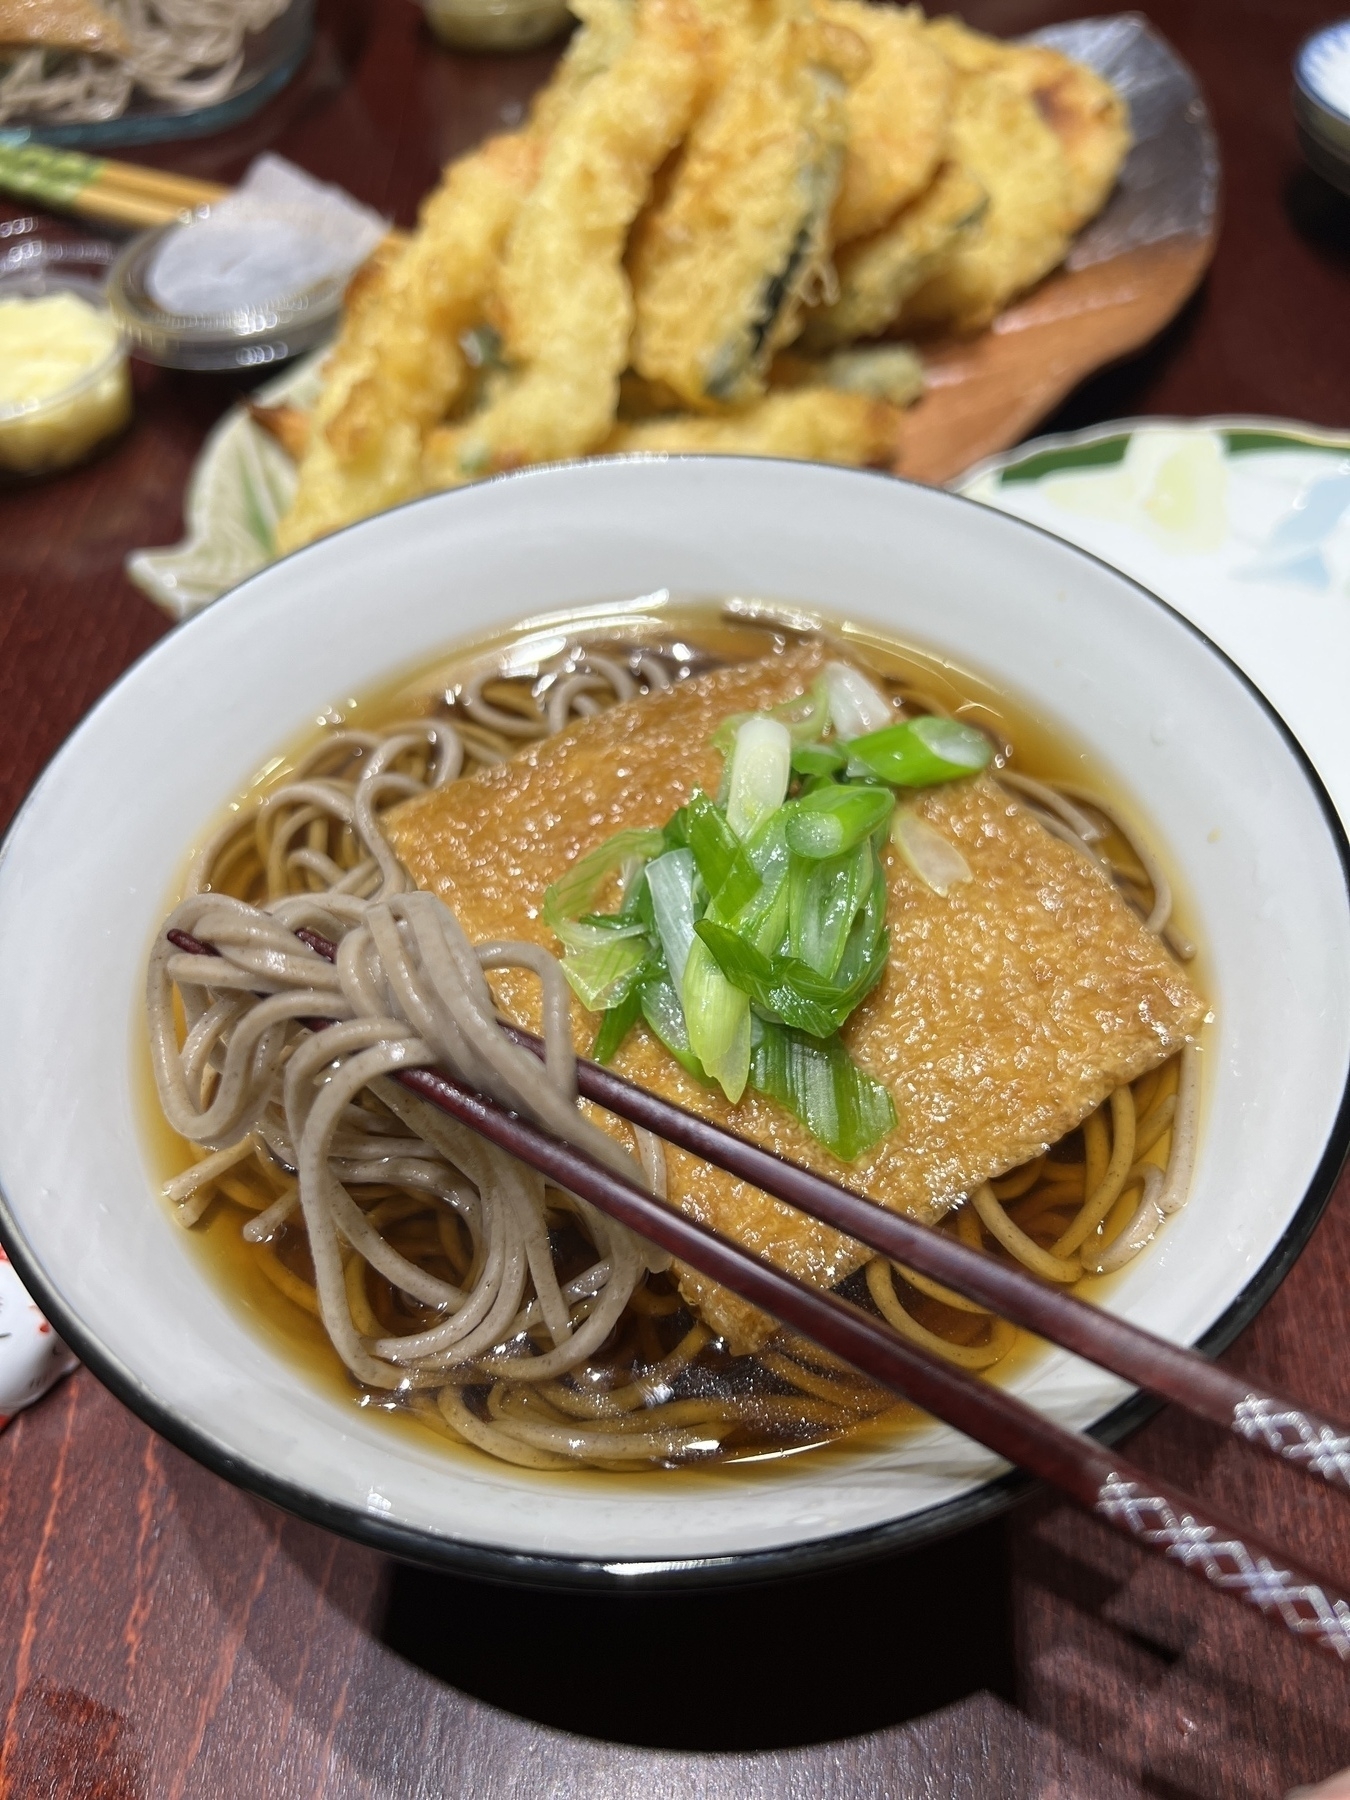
[
  {"xmin": 165, "ymin": 927, "xmax": 1350, "ymax": 1659},
  {"xmin": 499, "ymin": 1022, "xmax": 1350, "ymax": 1505},
  {"xmin": 281, "ymin": 926, "xmax": 1350, "ymax": 1508}
]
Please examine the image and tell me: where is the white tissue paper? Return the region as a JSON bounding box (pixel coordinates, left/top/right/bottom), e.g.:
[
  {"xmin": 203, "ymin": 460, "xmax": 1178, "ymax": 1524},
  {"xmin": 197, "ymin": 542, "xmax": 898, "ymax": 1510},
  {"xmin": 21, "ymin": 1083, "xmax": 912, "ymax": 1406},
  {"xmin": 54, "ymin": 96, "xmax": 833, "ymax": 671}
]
[
  {"xmin": 0, "ymin": 1249, "xmax": 77, "ymax": 1427},
  {"xmin": 146, "ymin": 153, "xmax": 389, "ymax": 317}
]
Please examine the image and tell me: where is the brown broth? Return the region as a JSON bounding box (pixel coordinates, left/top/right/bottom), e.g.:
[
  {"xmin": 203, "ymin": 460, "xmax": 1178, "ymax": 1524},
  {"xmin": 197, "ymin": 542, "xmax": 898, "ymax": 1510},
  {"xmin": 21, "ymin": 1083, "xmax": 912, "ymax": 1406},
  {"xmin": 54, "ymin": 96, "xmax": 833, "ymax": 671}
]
[{"xmin": 139, "ymin": 599, "xmax": 1205, "ymax": 1480}]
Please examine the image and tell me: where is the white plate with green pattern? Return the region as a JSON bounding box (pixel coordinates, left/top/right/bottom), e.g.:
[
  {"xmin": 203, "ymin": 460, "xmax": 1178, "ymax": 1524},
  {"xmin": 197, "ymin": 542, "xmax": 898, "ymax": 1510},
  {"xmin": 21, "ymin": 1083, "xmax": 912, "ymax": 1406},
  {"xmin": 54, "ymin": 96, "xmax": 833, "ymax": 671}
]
[{"xmin": 958, "ymin": 418, "xmax": 1350, "ymax": 828}]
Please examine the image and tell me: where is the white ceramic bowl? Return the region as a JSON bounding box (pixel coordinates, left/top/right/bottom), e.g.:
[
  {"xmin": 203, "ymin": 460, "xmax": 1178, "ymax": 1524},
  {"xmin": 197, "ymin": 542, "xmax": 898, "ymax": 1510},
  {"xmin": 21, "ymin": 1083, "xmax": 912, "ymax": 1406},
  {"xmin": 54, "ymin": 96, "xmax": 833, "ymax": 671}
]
[{"xmin": 1, "ymin": 457, "xmax": 1347, "ymax": 1587}]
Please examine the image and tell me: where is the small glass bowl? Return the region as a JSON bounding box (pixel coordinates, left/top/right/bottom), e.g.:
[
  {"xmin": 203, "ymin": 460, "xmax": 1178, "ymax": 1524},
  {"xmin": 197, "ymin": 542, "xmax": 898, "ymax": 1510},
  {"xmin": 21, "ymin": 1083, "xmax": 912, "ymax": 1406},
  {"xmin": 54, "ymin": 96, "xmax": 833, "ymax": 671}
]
[
  {"xmin": 1294, "ymin": 21, "xmax": 1350, "ymax": 198},
  {"xmin": 421, "ymin": 0, "xmax": 571, "ymax": 53},
  {"xmin": 107, "ymin": 222, "xmax": 345, "ymax": 372},
  {"xmin": 0, "ymin": 237, "xmax": 131, "ymax": 478}
]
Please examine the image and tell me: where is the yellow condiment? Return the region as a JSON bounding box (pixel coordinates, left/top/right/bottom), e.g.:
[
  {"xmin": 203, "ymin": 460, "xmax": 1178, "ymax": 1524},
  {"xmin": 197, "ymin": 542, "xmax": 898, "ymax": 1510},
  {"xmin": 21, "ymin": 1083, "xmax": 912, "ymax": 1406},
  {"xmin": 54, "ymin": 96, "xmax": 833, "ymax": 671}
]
[{"xmin": 0, "ymin": 288, "xmax": 132, "ymax": 475}]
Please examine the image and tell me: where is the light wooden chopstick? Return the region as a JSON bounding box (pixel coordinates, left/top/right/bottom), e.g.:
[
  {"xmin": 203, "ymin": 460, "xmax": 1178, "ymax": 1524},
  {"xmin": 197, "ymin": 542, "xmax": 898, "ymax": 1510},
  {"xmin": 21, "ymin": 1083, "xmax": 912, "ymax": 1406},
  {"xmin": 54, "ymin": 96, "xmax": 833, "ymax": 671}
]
[{"xmin": 0, "ymin": 138, "xmax": 227, "ymax": 229}]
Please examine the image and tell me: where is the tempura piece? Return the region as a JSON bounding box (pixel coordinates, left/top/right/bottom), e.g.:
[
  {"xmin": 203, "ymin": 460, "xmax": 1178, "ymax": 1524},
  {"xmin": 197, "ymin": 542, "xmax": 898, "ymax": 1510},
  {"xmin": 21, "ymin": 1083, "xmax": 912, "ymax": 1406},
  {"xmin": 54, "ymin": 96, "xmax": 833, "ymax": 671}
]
[
  {"xmin": 801, "ymin": 157, "xmax": 985, "ymax": 349},
  {"xmin": 0, "ymin": 0, "xmax": 127, "ymax": 52},
  {"xmin": 819, "ymin": 0, "xmax": 952, "ymax": 245},
  {"xmin": 925, "ymin": 16, "xmax": 1130, "ymax": 229},
  {"xmin": 248, "ymin": 401, "xmax": 311, "ymax": 463},
  {"xmin": 275, "ymin": 134, "xmax": 539, "ymax": 554},
  {"xmin": 388, "ymin": 648, "xmax": 1205, "ymax": 1351},
  {"xmin": 895, "ymin": 56, "xmax": 1074, "ymax": 337},
  {"xmin": 628, "ymin": 0, "xmax": 851, "ymax": 409},
  {"xmin": 274, "ymin": 0, "xmax": 642, "ymax": 552},
  {"xmin": 420, "ymin": 0, "xmax": 705, "ymax": 487},
  {"xmin": 603, "ymin": 385, "xmax": 903, "ymax": 464},
  {"xmin": 777, "ymin": 342, "xmax": 925, "ymax": 405}
]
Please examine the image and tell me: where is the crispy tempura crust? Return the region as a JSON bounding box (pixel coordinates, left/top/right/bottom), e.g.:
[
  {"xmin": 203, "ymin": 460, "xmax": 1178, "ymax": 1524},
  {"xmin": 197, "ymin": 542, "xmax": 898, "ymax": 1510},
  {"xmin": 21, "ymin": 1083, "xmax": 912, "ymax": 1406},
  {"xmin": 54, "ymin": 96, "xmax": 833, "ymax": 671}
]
[
  {"xmin": 925, "ymin": 16, "xmax": 1131, "ymax": 229},
  {"xmin": 896, "ymin": 54, "xmax": 1074, "ymax": 337},
  {"xmin": 275, "ymin": 136, "xmax": 540, "ymax": 553},
  {"xmin": 820, "ymin": 0, "xmax": 953, "ymax": 245},
  {"xmin": 602, "ymin": 384, "xmax": 903, "ymax": 463},
  {"xmin": 420, "ymin": 0, "xmax": 705, "ymax": 486},
  {"xmin": 628, "ymin": 0, "xmax": 849, "ymax": 409},
  {"xmin": 387, "ymin": 649, "xmax": 1205, "ymax": 1352},
  {"xmin": 802, "ymin": 157, "xmax": 985, "ymax": 349}
]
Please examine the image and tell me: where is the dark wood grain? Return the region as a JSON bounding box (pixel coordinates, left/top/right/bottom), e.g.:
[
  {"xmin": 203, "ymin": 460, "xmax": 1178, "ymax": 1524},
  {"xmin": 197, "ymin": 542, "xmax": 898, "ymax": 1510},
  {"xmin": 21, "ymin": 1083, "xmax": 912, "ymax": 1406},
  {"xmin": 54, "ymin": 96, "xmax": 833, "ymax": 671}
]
[{"xmin": 3, "ymin": 0, "xmax": 1350, "ymax": 1794}]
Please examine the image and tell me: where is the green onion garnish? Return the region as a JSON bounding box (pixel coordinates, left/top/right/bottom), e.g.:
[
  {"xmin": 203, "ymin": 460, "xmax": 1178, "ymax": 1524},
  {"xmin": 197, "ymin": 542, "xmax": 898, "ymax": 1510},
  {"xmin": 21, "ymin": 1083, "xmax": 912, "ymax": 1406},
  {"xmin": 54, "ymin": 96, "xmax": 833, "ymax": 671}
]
[
  {"xmin": 783, "ymin": 783, "xmax": 895, "ymax": 859},
  {"xmin": 543, "ymin": 676, "xmax": 914, "ymax": 1145},
  {"xmin": 845, "ymin": 716, "xmax": 993, "ymax": 788},
  {"xmin": 726, "ymin": 715, "xmax": 791, "ymax": 839},
  {"xmin": 751, "ymin": 1022, "xmax": 896, "ymax": 1162}
]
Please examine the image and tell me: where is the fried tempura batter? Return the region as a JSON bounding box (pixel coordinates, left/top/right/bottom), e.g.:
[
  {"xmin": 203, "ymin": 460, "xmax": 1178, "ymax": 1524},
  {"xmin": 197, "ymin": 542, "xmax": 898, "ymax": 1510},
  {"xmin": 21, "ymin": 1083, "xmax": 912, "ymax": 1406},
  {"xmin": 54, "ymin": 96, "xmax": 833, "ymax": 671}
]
[
  {"xmin": 269, "ymin": 4, "xmax": 1130, "ymax": 532},
  {"xmin": 274, "ymin": 0, "xmax": 639, "ymax": 552},
  {"xmin": 388, "ymin": 648, "xmax": 1205, "ymax": 1351},
  {"xmin": 628, "ymin": 0, "xmax": 850, "ymax": 409},
  {"xmin": 603, "ymin": 384, "xmax": 903, "ymax": 462},
  {"xmin": 801, "ymin": 157, "xmax": 985, "ymax": 348},
  {"xmin": 925, "ymin": 16, "xmax": 1130, "ymax": 229},
  {"xmin": 820, "ymin": 0, "xmax": 952, "ymax": 245},
  {"xmin": 420, "ymin": 0, "xmax": 704, "ymax": 486},
  {"xmin": 275, "ymin": 135, "xmax": 539, "ymax": 554},
  {"xmin": 896, "ymin": 55, "xmax": 1074, "ymax": 337}
]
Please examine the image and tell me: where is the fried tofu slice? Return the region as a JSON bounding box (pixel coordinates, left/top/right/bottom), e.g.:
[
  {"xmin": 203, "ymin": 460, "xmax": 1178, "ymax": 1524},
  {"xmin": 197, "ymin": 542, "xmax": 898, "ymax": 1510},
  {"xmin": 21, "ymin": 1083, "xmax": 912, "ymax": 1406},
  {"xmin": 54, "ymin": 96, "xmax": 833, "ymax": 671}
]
[
  {"xmin": 388, "ymin": 647, "xmax": 1206, "ymax": 1351},
  {"xmin": 0, "ymin": 0, "xmax": 127, "ymax": 53},
  {"xmin": 627, "ymin": 0, "xmax": 850, "ymax": 410},
  {"xmin": 818, "ymin": 0, "xmax": 953, "ymax": 245},
  {"xmin": 925, "ymin": 16, "xmax": 1130, "ymax": 230},
  {"xmin": 602, "ymin": 384, "xmax": 905, "ymax": 463},
  {"xmin": 420, "ymin": 0, "xmax": 705, "ymax": 487},
  {"xmin": 801, "ymin": 157, "xmax": 985, "ymax": 350}
]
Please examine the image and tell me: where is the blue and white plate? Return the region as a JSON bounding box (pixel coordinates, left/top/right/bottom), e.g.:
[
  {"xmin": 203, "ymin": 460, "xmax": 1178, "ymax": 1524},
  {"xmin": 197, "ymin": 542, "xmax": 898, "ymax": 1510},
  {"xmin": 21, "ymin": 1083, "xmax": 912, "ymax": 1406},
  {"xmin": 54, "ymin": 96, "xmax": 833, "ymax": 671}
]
[{"xmin": 959, "ymin": 419, "xmax": 1350, "ymax": 829}]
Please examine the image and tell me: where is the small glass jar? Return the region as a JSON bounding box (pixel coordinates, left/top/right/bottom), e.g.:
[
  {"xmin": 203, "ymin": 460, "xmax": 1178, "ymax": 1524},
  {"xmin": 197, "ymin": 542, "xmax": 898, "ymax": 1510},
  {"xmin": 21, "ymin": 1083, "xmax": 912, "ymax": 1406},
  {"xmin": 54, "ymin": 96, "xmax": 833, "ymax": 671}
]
[
  {"xmin": 421, "ymin": 0, "xmax": 571, "ymax": 54},
  {"xmin": 1294, "ymin": 21, "xmax": 1350, "ymax": 198},
  {"xmin": 0, "ymin": 240, "xmax": 131, "ymax": 478}
]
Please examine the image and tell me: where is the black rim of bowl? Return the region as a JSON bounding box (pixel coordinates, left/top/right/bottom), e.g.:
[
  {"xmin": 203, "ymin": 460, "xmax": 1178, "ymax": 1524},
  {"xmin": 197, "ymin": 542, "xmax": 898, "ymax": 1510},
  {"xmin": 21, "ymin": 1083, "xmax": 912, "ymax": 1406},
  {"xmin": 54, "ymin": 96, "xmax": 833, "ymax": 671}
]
[{"xmin": 1, "ymin": 457, "xmax": 1348, "ymax": 1593}]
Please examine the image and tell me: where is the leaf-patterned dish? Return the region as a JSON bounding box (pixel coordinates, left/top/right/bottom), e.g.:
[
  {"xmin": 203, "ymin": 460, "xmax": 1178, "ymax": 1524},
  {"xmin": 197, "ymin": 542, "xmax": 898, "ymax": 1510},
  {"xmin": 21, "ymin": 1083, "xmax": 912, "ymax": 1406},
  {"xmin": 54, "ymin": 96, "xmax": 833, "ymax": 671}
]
[{"xmin": 958, "ymin": 417, "xmax": 1350, "ymax": 829}]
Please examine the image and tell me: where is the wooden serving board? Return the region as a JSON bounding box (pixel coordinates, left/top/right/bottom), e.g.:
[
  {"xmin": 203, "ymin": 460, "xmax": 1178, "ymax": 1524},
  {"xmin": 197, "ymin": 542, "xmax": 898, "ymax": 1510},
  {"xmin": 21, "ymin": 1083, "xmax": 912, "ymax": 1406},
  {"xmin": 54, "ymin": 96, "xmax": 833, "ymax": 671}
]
[{"xmin": 895, "ymin": 231, "xmax": 1217, "ymax": 486}]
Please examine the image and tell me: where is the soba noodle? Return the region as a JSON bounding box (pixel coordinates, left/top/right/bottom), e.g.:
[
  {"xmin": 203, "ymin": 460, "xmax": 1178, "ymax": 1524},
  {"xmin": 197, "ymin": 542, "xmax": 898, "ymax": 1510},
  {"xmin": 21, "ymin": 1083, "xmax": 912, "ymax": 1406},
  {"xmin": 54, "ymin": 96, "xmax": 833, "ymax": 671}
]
[
  {"xmin": 146, "ymin": 632, "xmax": 1199, "ymax": 1471},
  {"xmin": 0, "ymin": 0, "xmax": 291, "ymax": 125}
]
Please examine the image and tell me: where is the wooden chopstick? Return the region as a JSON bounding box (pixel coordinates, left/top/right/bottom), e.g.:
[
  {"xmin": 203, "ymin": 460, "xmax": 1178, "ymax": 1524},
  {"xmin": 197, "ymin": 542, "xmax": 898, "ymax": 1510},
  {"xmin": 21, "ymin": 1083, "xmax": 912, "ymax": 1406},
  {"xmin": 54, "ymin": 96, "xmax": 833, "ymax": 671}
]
[
  {"xmin": 168, "ymin": 924, "xmax": 1350, "ymax": 1659},
  {"xmin": 0, "ymin": 141, "xmax": 227, "ymax": 230}
]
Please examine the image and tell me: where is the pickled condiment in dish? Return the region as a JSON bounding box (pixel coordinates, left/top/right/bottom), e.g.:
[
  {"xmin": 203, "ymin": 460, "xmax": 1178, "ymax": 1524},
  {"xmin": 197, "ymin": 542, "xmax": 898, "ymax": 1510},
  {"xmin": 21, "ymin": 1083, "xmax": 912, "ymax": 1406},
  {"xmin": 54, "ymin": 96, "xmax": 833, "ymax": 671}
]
[{"xmin": 0, "ymin": 286, "xmax": 130, "ymax": 474}]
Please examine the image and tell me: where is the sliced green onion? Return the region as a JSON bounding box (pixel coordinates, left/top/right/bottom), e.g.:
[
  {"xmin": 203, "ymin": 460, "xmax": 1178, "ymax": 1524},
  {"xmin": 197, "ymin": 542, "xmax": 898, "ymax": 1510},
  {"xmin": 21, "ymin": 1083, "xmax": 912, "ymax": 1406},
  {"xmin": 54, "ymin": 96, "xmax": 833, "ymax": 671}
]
[
  {"xmin": 823, "ymin": 661, "xmax": 893, "ymax": 738},
  {"xmin": 891, "ymin": 808, "xmax": 973, "ymax": 896},
  {"xmin": 846, "ymin": 716, "xmax": 992, "ymax": 788},
  {"xmin": 710, "ymin": 678, "xmax": 831, "ymax": 756},
  {"xmin": 694, "ymin": 919, "xmax": 888, "ymax": 1039},
  {"xmin": 560, "ymin": 936, "xmax": 647, "ymax": 1011},
  {"xmin": 685, "ymin": 789, "xmax": 760, "ymax": 916},
  {"xmin": 783, "ymin": 783, "xmax": 894, "ymax": 859},
  {"xmin": 644, "ymin": 848, "xmax": 699, "ymax": 989},
  {"xmin": 750, "ymin": 1022, "xmax": 897, "ymax": 1162},
  {"xmin": 591, "ymin": 979, "xmax": 646, "ymax": 1063},
  {"xmin": 543, "ymin": 827, "xmax": 665, "ymax": 948},
  {"xmin": 726, "ymin": 715, "xmax": 791, "ymax": 840},
  {"xmin": 788, "ymin": 840, "xmax": 871, "ymax": 978},
  {"xmin": 638, "ymin": 969, "xmax": 705, "ymax": 1079},
  {"xmin": 681, "ymin": 936, "xmax": 752, "ymax": 1102},
  {"xmin": 791, "ymin": 741, "xmax": 847, "ymax": 778}
]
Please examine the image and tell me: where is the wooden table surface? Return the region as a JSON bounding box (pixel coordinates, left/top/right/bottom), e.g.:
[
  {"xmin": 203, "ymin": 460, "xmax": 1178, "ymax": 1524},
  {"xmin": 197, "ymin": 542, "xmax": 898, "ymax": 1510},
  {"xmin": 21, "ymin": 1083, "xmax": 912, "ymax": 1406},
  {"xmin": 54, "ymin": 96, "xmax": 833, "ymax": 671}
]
[{"xmin": 3, "ymin": 2, "xmax": 1350, "ymax": 1795}]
